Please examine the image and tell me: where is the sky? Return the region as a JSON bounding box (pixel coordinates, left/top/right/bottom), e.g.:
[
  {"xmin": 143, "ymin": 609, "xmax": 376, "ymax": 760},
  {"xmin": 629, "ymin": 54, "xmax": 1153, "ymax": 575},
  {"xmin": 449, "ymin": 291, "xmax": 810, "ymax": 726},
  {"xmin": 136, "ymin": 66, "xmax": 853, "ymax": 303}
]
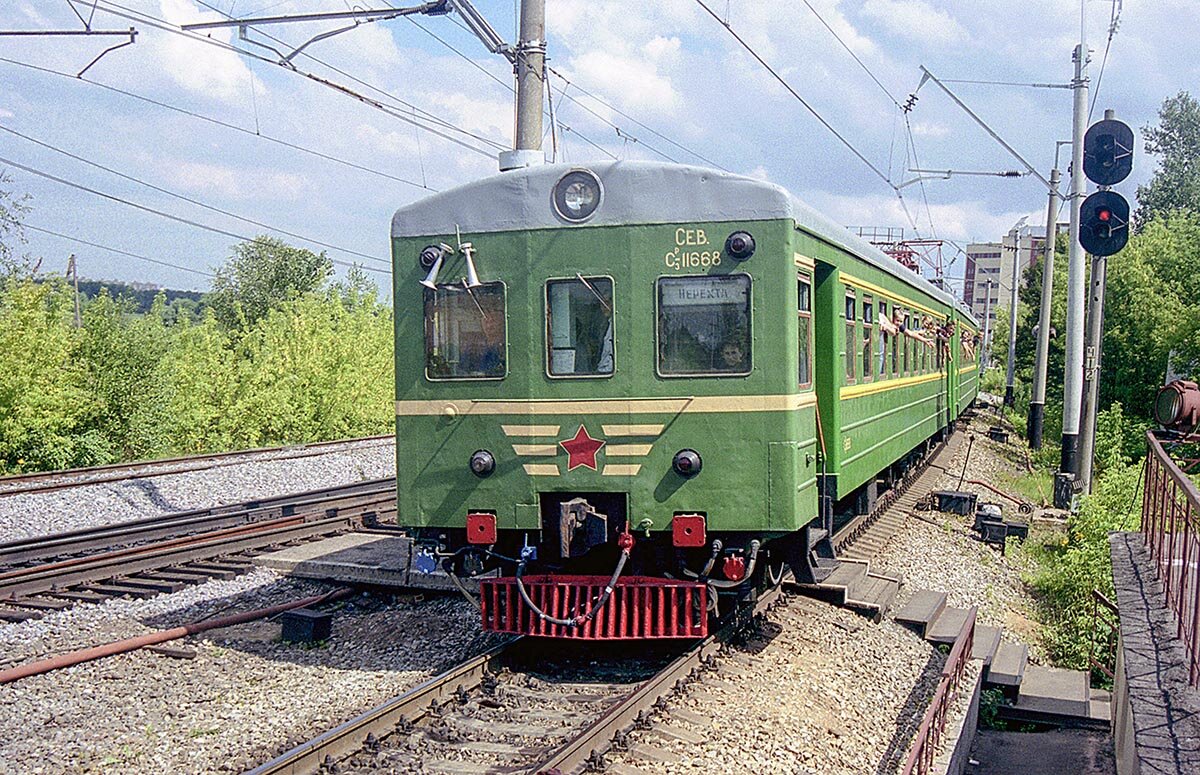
[{"xmin": 0, "ymin": 1, "xmax": 1195, "ymax": 297}]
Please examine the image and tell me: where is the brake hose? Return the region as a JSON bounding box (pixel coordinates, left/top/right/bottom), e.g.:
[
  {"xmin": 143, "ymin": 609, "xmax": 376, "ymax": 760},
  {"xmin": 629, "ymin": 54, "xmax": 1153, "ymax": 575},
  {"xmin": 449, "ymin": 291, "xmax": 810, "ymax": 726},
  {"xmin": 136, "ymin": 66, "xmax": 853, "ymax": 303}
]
[{"xmin": 514, "ymin": 541, "xmax": 631, "ymax": 627}]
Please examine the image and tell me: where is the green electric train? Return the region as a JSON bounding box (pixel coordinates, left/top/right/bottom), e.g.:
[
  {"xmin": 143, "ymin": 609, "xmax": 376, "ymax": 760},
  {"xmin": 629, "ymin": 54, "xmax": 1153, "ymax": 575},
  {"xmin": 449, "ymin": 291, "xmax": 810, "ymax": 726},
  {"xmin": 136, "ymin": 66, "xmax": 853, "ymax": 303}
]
[{"xmin": 391, "ymin": 161, "xmax": 980, "ymax": 640}]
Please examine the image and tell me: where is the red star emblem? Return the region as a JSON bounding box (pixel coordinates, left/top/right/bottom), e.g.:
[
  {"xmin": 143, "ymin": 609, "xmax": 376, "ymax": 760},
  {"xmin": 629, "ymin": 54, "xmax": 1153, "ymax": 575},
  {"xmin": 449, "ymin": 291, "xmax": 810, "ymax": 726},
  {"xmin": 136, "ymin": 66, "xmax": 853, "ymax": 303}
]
[{"xmin": 559, "ymin": 425, "xmax": 605, "ymax": 471}]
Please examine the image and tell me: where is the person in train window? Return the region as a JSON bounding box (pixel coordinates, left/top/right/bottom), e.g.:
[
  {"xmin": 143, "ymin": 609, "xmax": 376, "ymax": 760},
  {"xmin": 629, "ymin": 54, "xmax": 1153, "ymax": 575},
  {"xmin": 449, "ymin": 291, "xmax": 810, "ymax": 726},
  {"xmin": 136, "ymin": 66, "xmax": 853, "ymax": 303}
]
[{"xmin": 720, "ymin": 339, "xmax": 748, "ymax": 371}]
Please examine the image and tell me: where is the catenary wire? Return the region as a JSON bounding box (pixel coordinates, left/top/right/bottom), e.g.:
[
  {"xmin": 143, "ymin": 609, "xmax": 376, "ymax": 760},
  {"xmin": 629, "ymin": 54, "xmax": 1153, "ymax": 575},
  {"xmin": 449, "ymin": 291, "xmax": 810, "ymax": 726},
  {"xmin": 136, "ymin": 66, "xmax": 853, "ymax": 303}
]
[
  {"xmin": 91, "ymin": 1, "xmax": 503, "ymax": 156},
  {"xmin": 24, "ymin": 223, "xmax": 216, "ymax": 278},
  {"xmin": 1088, "ymin": 0, "xmax": 1122, "ymax": 121},
  {"xmin": 0, "ymin": 56, "xmax": 433, "ymax": 191},
  {"xmin": 0, "ymin": 124, "xmax": 391, "ymax": 268},
  {"xmin": 797, "ymin": 0, "xmax": 901, "ymax": 108},
  {"xmin": 0, "ymin": 155, "xmax": 391, "ymax": 276},
  {"xmin": 191, "ymin": 0, "xmax": 508, "ymax": 152},
  {"xmin": 692, "ymin": 0, "xmax": 893, "ymax": 186}
]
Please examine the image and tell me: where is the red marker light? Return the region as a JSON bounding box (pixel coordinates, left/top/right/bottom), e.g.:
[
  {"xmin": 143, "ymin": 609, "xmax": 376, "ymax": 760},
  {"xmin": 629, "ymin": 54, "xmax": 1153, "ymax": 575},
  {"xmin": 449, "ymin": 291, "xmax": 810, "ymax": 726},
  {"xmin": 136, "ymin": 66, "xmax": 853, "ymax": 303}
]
[{"xmin": 1098, "ymin": 208, "xmax": 1111, "ymax": 221}]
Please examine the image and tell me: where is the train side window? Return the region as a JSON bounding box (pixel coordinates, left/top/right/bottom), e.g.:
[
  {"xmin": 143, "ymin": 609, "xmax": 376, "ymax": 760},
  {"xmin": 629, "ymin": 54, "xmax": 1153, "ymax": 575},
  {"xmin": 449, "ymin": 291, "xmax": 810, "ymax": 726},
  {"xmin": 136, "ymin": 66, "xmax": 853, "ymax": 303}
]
[
  {"xmin": 657, "ymin": 274, "xmax": 751, "ymax": 376},
  {"xmin": 903, "ymin": 314, "xmax": 912, "ymax": 375},
  {"xmin": 861, "ymin": 296, "xmax": 874, "ymax": 383},
  {"xmin": 797, "ymin": 275, "xmax": 812, "ymax": 388},
  {"xmin": 424, "ymin": 282, "xmax": 507, "ymax": 380},
  {"xmin": 877, "ymin": 300, "xmax": 888, "ymax": 378},
  {"xmin": 844, "ymin": 291, "xmax": 857, "ymax": 385},
  {"xmin": 890, "ymin": 306, "xmax": 899, "ymax": 375},
  {"xmin": 546, "ymin": 276, "xmax": 614, "ymax": 377}
]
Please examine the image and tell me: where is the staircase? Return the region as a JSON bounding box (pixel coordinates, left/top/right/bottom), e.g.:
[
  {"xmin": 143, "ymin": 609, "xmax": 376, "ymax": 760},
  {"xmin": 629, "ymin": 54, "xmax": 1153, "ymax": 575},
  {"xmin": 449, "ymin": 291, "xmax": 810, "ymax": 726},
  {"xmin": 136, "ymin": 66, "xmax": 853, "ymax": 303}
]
[
  {"xmin": 791, "ymin": 558, "xmax": 901, "ymax": 622},
  {"xmin": 895, "ymin": 589, "xmax": 1111, "ymax": 726}
]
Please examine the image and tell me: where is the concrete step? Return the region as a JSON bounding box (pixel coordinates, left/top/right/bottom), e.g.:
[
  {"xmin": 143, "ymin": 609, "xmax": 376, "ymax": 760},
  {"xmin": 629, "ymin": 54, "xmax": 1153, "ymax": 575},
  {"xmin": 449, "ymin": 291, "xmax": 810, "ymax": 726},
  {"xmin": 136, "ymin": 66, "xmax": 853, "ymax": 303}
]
[
  {"xmin": 1015, "ymin": 665, "xmax": 1090, "ymax": 717},
  {"xmin": 849, "ymin": 575, "xmax": 901, "ymax": 621},
  {"xmin": 1089, "ymin": 688, "xmax": 1113, "ymax": 723},
  {"xmin": 971, "ymin": 624, "xmax": 1003, "ymax": 666},
  {"xmin": 894, "ymin": 589, "xmax": 947, "ymax": 638},
  {"xmin": 986, "ymin": 640, "xmax": 1029, "ymax": 687},
  {"xmin": 927, "ymin": 606, "xmax": 973, "ymax": 644}
]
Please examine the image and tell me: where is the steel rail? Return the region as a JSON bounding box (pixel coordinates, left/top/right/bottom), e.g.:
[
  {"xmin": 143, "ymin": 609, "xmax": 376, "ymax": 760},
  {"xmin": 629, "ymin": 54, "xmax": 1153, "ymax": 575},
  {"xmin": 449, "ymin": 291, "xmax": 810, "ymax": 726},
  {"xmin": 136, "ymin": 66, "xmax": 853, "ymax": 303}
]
[
  {"xmin": 0, "ymin": 504, "xmax": 380, "ymax": 600},
  {"xmin": 248, "ymin": 577, "xmax": 785, "ymax": 775},
  {"xmin": 0, "ymin": 480, "xmax": 396, "ymax": 567},
  {"xmin": 0, "ymin": 435, "xmax": 393, "ymax": 496},
  {"xmin": 532, "ymin": 581, "xmax": 786, "ymax": 774},
  {"xmin": 833, "ymin": 429, "xmax": 961, "ymax": 551},
  {"xmin": 245, "ymin": 639, "xmax": 518, "ymax": 775}
]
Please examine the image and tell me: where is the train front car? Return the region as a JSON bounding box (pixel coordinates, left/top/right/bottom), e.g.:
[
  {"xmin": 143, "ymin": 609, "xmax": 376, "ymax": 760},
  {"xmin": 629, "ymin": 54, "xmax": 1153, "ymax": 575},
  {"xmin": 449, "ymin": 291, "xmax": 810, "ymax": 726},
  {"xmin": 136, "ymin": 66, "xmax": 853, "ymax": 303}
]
[{"xmin": 391, "ymin": 162, "xmax": 822, "ymax": 640}]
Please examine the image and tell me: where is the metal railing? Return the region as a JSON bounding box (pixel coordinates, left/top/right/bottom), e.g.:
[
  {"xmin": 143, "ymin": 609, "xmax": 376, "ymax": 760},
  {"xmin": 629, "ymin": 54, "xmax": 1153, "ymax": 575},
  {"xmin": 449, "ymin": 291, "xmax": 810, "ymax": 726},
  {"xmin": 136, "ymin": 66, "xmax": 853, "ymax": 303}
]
[
  {"xmin": 1088, "ymin": 589, "xmax": 1119, "ymax": 681},
  {"xmin": 1142, "ymin": 431, "xmax": 1200, "ymax": 686},
  {"xmin": 901, "ymin": 607, "xmax": 977, "ymax": 775}
]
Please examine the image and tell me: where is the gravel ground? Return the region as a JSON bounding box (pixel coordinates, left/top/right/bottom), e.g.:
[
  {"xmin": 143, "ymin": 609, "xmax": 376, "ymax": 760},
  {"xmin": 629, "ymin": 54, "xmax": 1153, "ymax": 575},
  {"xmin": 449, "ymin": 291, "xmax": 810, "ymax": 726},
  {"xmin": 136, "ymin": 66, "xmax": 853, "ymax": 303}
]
[
  {"xmin": 872, "ymin": 412, "xmax": 1051, "ymax": 659},
  {"xmin": 609, "ymin": 594, "xmax": 948, "ymax": 775},
  {"xmin": 0, "ymin": 440, "xmax": 395, "ymax": 543},
  {"xmin": 0, "ymin": 570, "xmax": 495, "ymax": 774}
]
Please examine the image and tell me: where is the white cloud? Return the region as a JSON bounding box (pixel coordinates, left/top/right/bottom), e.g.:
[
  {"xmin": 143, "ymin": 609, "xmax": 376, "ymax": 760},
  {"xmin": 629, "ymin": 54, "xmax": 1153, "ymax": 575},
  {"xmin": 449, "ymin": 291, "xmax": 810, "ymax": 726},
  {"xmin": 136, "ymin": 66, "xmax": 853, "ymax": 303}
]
[
  {"xmin": 861, "ymin": 0, "xmax": 969, "ymax": 44},
  {"xmin": 0, "ymin": 108, "xmax": 14, "ymax": 119},
  {"xmin": 568, "ymin": 49, "xmax": 681, "ymax": 114},
  {"xmin": 162, "ymin": 160, "xmax": 309, "ymax": 202},
  {"xmin": 150, "ymin": 0, "xmax": 267, "ymax": 103}
]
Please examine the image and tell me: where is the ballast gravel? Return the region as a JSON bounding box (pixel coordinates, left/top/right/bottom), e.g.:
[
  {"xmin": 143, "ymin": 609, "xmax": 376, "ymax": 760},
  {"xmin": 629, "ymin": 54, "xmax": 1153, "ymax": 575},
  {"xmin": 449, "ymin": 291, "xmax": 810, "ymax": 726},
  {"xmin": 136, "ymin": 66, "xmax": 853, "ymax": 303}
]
[
  {"xmin": 0, "ymin": 570, "xmax": 495, "ymax": 774},
  {"xmin": 0, "ymin": 439, "xmax": 395, "ymax": 543}
]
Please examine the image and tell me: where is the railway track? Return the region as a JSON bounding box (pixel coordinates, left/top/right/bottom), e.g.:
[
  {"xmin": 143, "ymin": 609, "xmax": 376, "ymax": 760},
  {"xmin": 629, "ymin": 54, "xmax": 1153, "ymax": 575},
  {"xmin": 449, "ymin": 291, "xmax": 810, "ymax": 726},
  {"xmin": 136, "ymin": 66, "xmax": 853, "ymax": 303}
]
[
  {"xmin": 248, "ymin": 582, "xmax": 784, "ymax": 775},
  {"xmin": 0, "ymin": 480, "xmax": 398, "ymax": 622},
  {"xmin": 0, "ymin": 435, "xmax": 392, "ymax": 497}
]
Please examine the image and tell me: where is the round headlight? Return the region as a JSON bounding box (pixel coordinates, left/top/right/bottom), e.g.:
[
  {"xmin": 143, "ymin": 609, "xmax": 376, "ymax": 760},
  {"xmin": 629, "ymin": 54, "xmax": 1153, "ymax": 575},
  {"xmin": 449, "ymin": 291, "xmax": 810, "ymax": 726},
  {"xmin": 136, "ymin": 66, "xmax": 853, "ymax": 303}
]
[
  {"xmin": 469, "ymin": 449, "xmax": 495, "ymax": 477},
  {"xmin": 672, "ymin": 449, "xmax": 702, "ymax": 478},
  {"xmin": 552, "ymin": 169, "xmax": 603, "ymax": 223},
  {"xmin": 1155, "ymin": 387, "xmax": 1182, "ymax": 427},
  {"xmin": 725, "ymin": 231, "xmax": 756, "ymax": 261}
]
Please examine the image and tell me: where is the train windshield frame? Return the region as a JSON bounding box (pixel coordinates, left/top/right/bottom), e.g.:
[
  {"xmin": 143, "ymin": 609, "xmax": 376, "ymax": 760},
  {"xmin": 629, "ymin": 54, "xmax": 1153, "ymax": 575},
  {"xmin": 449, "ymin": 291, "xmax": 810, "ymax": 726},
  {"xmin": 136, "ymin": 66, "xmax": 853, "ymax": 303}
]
[
  {"xmin": 656, "ymin": 274, "xmax": 752, "ymax": 377},
  {"xmin": 423, "ymin": 281, "xmax": 507, "ymax": 381},
  {"xmin": 545, "ymin": 276, "xmax": 615, "ymax": 378}
]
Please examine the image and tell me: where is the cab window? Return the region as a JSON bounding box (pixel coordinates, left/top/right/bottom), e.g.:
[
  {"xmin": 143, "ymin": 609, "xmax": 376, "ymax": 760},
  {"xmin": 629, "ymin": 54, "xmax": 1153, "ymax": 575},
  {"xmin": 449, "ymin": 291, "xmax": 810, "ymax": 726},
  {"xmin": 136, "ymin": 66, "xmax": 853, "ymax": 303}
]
[
  {"xmin": 658, "ymin": 275, "xmax": 751, "ymax": 376},
  {"xmin": 546, "ymin": 276, "xmax": 614, "ymax": 377},
  {"xmin": 424, "ymin": 282, "xmax": 506, "ymax": 380}
]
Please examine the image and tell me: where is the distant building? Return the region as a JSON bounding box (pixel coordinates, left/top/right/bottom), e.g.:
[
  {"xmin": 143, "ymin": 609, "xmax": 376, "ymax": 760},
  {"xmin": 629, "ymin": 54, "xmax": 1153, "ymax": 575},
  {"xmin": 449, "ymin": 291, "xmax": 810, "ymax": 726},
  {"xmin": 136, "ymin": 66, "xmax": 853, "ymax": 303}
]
[{"xmin": 962, "ymin": 220, "xmax": 1057, "ymax": 327}]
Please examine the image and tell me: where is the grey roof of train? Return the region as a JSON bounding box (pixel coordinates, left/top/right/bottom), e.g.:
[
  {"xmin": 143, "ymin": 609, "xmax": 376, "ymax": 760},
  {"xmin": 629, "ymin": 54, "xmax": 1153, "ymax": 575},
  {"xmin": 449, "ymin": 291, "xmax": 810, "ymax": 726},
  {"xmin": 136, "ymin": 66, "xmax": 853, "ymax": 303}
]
[{"xmin": 392, "ymin": 160, "xmax": 977, "ymax": 323}]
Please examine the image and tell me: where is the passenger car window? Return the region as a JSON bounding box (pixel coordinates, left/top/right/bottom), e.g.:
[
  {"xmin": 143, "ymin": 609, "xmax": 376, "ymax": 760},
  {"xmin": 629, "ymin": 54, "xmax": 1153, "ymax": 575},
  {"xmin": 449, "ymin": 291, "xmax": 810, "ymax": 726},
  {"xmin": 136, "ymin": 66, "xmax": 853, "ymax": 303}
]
[
  {"xmin": 424, "ymin": 282, "xmax": 506, "ymax": 380},
  {"xmin": 547, "ymin": 277, "xmax": 614, "ymax": 377},
  {"xmin": 658, "ymin": 275, "xmax": 751, "ymax": 376},
  {"xmin": 844, "ymin": 292, "xmax": 857, "ymax": 384},
  {"xmin": 798, "ymin": 275, "xmax": 812, "ymax": 387},
  {"xmin": 862, "ymin": 296, "xmax": 874, "ymax": 383}
]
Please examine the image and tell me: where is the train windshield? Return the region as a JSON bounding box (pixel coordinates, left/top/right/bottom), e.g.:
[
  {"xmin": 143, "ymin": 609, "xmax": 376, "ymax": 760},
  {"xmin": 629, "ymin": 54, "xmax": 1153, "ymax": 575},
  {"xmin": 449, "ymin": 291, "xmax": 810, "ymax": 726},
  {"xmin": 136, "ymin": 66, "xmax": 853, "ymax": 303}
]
[
  {"xmin": 546, "ymin": 276, "xmax": 614, "ymax": 377},
  {"xmin": 423, "ymin": 282, "xmax": 506, "ymax": 380},
  {"xmin": 657, "ymin": 275, "xmax": 751, "ymax": 376}
]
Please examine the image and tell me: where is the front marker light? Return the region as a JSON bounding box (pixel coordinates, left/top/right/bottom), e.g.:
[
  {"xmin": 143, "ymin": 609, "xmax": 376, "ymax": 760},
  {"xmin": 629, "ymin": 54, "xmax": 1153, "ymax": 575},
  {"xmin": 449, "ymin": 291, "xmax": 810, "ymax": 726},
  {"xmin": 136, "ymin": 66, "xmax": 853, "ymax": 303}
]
[
  {"xmin": 469, "ymin": 449, "xmax": 496, "ymax": 477},
  {"xmin": 672, "ymin": 449, "xmax": 702, "ymax": 478}
]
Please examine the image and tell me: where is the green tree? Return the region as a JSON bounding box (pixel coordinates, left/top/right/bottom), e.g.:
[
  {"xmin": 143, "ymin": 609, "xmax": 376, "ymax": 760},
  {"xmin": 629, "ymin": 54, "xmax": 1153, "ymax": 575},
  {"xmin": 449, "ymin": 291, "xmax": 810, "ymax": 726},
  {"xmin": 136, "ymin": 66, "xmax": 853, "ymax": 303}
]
[
  {"xmin": 206, "ymin": 237, "xmax": 333, "ymax": 328},
  {"xmin": 0, "ymin": 172, "xmax": 31, "ymax": 273},
  {"xmin": 1136, "ymin": 92, "xmax": 1200, "ymax": 226}
]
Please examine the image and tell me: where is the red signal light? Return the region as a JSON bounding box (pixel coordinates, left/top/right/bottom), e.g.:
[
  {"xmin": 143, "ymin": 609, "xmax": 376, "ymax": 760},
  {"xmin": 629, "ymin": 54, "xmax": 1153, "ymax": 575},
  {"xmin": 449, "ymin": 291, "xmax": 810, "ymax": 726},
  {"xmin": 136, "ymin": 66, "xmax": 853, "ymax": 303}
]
[{"xmin": 1098, "ymin": 208, "xmax": 1111, "ymax": 221}]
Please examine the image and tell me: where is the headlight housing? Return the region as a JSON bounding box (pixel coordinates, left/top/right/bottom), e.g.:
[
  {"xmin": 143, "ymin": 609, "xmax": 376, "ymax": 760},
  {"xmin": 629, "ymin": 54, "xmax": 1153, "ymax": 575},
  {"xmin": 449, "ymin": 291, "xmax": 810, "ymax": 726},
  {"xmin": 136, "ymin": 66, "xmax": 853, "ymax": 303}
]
[{"xmin": 552, "ymin": 169, "xmax": 603, "ymax": 223}]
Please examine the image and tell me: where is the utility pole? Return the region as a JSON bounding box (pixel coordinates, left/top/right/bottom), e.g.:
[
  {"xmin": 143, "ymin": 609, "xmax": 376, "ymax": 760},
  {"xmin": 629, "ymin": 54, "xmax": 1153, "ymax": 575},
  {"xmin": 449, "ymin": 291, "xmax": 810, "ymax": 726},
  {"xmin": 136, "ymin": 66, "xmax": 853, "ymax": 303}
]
[
  {"xmin": 1077, "ymin": 108, "xmax": 1126, "ymax": 491},
  {"xmin": 1058, "ymin": 42, "xmax": 1089, "ymax": 504},
  {"xmin": 66, "ymin": 254, "xmax": 81, "ymax": 328},
  {"xmin": 1003, "ymin": 228, "xmax": 1022, "ymax": 408},
  {"xmin": 1077, "ymin": 250, "xmax": 1107, "ymax": 490},
  {"xmin": 1028, "ymin": 167, "xmax": 1060, "ymax": 449},
  {"xmin": 499, "ymin": 0, "xmax": 545, "ymax": 171},
  {"xmin": 981, "ymin": 279, "xmax": 993, "ymax": 372}
]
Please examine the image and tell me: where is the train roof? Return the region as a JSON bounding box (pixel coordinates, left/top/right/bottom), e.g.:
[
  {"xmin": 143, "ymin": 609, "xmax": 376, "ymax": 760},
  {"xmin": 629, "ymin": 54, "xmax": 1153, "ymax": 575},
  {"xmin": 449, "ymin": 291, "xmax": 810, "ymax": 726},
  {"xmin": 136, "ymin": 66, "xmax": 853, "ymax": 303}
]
[{"xmin": 392, "ymin": 160, "xmax": 972, "ymax": 317}]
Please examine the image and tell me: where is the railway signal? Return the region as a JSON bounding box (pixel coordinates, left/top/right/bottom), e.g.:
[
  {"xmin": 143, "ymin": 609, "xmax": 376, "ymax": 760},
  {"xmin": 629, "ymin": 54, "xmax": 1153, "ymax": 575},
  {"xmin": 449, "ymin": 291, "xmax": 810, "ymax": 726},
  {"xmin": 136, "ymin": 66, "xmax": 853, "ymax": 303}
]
[
  {"xmin": 1083, "ymin": 118, "xmax": 1134, "ymax": 186},
  {"xmin": 1079, "ymin": 190, "xmax": 1130, "ymax": 256}
]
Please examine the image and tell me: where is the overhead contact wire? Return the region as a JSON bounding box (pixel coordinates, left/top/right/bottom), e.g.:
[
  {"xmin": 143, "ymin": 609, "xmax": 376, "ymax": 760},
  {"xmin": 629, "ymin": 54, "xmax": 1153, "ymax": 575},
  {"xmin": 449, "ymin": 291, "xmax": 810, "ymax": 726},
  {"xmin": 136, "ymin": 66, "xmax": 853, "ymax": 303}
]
[
  {"xmin": 0, "ymin": 155, "xmax": 390, "ymax": 276},
  {"xmin": 0, "ymin": 124, "xmax": 390, "ymax": 267},
  {"xmin": 693, "ymin": 0, "xmax": 893, "ymax": 187}
]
